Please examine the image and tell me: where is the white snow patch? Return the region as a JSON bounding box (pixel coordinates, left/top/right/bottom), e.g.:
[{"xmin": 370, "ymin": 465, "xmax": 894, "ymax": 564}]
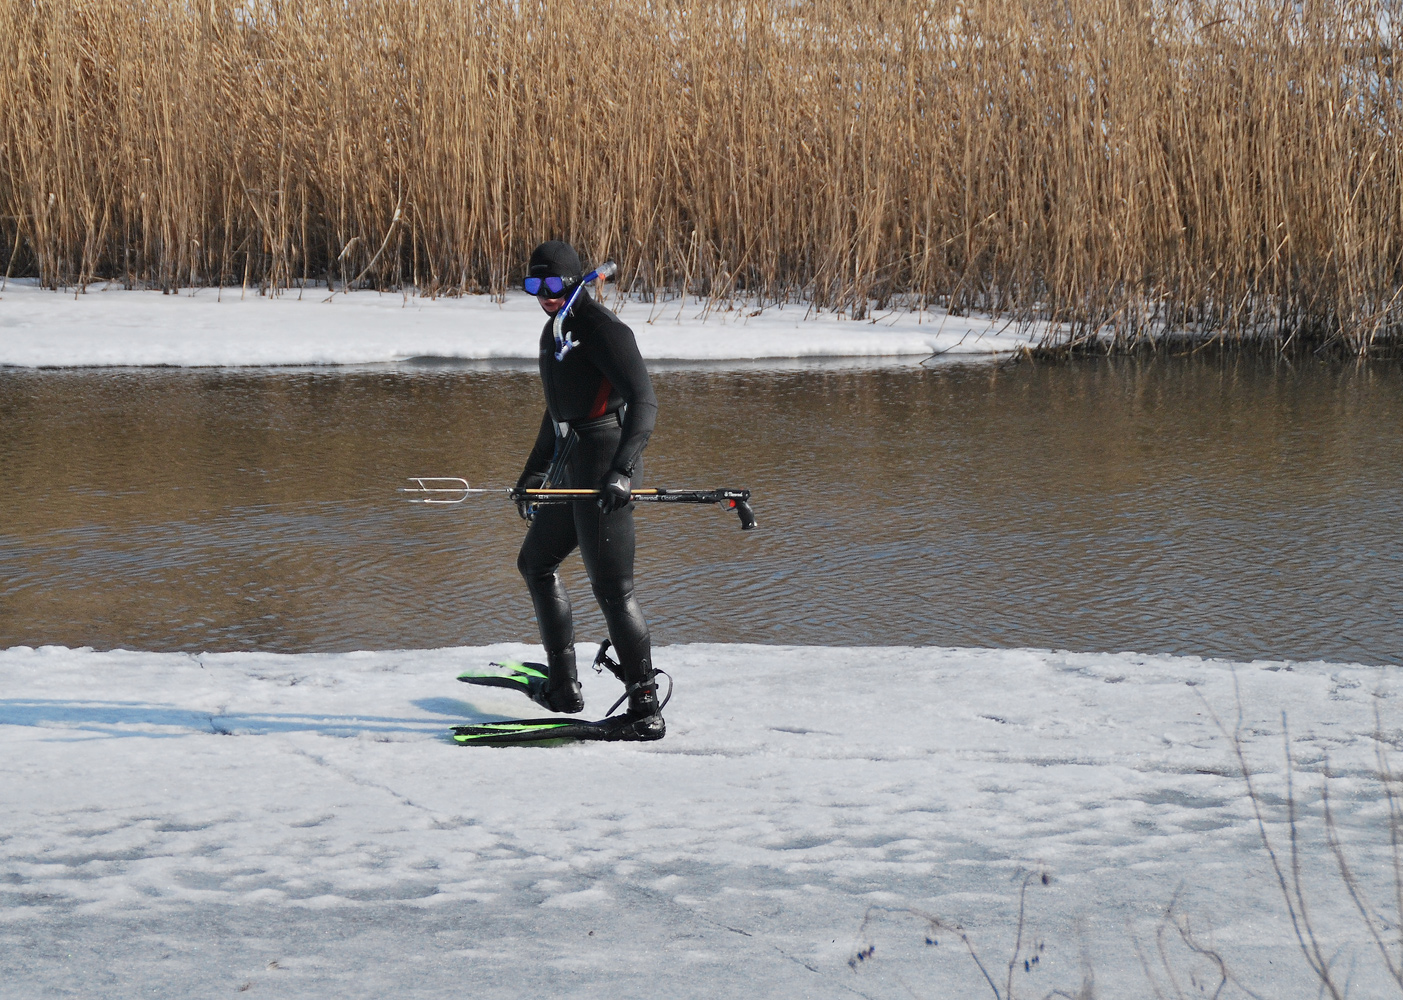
[
  {"xmin": 541, "ymin": 887, "xmax": 614, "ymax": 910},
  {"xmin": 1, "ymin": 642, "xmax": 1397, "ymax": 997},
  {"xmin": 0, "ymin": 278, "xmax": 1037, "ymax": 367}
]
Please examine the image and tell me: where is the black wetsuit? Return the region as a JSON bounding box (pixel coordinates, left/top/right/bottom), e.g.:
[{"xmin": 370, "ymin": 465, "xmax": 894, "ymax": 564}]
[{"xmin": 516, "ymin": 293, "xmax": 658, "ymax": 687}]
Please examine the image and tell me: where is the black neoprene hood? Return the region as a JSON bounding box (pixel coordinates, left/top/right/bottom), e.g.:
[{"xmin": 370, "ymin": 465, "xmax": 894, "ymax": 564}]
[{"xmin": 528, "ymin": 240, "xmax": 583, "ymax": 281}]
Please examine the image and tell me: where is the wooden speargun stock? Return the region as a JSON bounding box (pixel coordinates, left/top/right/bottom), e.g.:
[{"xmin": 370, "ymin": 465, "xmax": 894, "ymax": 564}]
[{"xmin": 400, "ymin": 478, "xmax": 757, "ymax": 530}]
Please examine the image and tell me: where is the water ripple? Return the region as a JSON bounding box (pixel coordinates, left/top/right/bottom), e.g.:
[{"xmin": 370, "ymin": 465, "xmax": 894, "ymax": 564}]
[{"xmin": 1, "ymin": 359, "xmax": 1400, "ymax": 663}]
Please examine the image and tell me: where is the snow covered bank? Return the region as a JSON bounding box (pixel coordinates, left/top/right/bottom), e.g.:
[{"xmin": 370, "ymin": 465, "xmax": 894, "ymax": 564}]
[
  {"xmin": 2, "ymin": 643, "xmax": 1397, "ymax": 997},
  {"xmin": 0, "ymin": 279, "xmax": 1036, "ymax": 368}
]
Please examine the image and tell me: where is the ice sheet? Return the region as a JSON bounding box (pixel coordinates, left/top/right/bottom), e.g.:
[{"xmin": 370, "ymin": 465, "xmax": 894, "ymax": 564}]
[
  {"xmin": 0, "ymin": 279, "xmax": 1038, "ymax": 368},
  {"xmin": 2, "ymin": 643, "xmax": 1397, "ymax": 997}
]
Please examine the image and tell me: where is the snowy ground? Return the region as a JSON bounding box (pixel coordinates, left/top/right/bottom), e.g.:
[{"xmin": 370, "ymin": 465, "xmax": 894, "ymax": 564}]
[
  {"xmin": 0, "ymin": 278, "xmax": 1037, "ymax": 367},
  {"xmin": 2, "ymin": 643, "xmax": 1398, "ymax": 999}
]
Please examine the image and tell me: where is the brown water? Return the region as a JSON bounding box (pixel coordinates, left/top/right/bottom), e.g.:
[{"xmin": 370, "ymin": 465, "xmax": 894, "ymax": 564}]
[{"xmin": 1, "ymin": 357, "xmax": 1399, "ymax": 664}]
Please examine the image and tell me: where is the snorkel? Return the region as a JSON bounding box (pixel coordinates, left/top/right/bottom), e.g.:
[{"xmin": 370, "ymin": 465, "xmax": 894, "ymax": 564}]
[{"xmin": 552, "ymin": 260, "xmax": 617, "ymax": 361}]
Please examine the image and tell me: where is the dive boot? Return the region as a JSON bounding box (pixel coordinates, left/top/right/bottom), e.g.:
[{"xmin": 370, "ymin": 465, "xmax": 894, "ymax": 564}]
[
  {"xmin": 613, "ymin": 679, "xmax": 665, "ymax": 741},
  {"xmin": 528, "ymin": 647, "xmax": 584, "ymax": 714}
]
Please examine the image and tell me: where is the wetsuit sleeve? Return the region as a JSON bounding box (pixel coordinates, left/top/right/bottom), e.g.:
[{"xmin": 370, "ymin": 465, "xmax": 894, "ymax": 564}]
[
  {"xmin": 520, "ymin": 409, "xmax": 555, "ymax": 481},
  {"xmin": 588, "ymin": 316, "xmax": 657, "ymax": 476}
]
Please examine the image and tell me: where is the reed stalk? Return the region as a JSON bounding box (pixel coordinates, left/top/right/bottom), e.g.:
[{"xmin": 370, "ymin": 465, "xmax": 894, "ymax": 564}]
[{"xmin": 2, "ymin": 0, "xmax": 1400, "ymax": 352}]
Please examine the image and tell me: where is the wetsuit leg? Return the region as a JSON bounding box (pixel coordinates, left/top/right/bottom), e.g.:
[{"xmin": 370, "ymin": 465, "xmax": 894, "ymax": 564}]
[
  {"xmin": 569, "ymin": 418, "xmax": 652, "ymax": 686},
  {"xmin": 575, "ymin": 500, "xmax": 653, "ymax": 686},
  {"xmin": 516, "ymin": 502, "xmax": 578, "ymax": 652}
]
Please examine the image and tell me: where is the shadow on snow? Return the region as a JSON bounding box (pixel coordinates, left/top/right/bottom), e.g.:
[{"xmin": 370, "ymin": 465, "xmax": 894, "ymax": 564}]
[{"xmin": 0, "ymin": 696, "xmax": 502, "ymax": 738}]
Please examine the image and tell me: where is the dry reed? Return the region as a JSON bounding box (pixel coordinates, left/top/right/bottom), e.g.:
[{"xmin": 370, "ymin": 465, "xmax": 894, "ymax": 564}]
[{"xmin": 2, "ymin": 0, "xmax": 1401, "ymax": 353}]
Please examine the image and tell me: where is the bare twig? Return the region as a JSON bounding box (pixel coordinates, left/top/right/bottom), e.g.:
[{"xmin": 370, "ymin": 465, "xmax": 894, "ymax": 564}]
[
  {"xmin": 1198, "ymin": 684, "xmax": 1345, "ymax": 999},
  {"xmin": 851, "ymin": 871, "xmax": 1053, "ymax": 1000},
  {"xmin": 324, "ymin": 200, "xmax": 403, "ymax": 302},
  {"xmin": 1378, "ymin": 695, "xmax": 1403, "ymax": 981},
  {"xmin": 1322, "ymin": 767, "xmax": 1403, "ymax": 986},
  {"xmin": 1168, "ymin": 895, "xmax": 1267, "ymax": 1000}
]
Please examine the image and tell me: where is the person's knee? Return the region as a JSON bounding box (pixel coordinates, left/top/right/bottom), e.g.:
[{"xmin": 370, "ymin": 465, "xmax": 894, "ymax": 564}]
[
  {"xmin": 591, "ymin": 577, "xmax": 635, "ymax": 607},
  {"xmin": 518, "ymin": 547, "xmax": 556, "ymax": 585}
]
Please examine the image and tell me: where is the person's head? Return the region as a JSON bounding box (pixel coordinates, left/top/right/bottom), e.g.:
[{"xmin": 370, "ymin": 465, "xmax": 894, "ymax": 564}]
[{"xmin": 527, "ymin": 241, "xmax": 583, "ymax": 315}]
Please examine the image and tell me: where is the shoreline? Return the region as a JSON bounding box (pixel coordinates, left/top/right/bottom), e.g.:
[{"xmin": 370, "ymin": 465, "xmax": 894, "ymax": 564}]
[{"xmin": 0, "ymin": 278, "xmax": 1037, "ymax": 369}]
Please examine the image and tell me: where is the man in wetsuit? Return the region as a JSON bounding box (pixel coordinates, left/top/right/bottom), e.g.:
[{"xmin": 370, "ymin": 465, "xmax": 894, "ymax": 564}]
[{"xmin": 514, "ymin": 240, "xmax": 665, "ymax": 740}]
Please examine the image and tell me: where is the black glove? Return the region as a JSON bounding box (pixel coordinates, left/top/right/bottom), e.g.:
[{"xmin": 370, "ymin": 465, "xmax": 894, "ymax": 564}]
[
  {"xmin": 598, "ymin": 470, "xmax": 632, "ymax": 514},
  {"xmin": 516, "ymin": 469, "xmax": 546, "ymax": 521}
]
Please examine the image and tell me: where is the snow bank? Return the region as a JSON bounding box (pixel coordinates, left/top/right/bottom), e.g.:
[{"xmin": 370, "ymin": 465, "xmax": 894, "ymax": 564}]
[
  {"xmin": 2, "ymin": 642, "xmax": 1396, "ymax": 997},
  {"xmin": 0, "ymin": 278, "xmax": 1036, "ymax": 367}
]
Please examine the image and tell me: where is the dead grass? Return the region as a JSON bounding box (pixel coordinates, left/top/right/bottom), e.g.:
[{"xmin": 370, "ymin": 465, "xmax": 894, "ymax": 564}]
[{"xmin": 2, "ymin": 0, "xmax": 1401, "ymax": 352}]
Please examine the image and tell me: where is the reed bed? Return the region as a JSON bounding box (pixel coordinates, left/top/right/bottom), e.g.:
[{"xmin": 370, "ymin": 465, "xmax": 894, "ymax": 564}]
[{"xmin": 2, "ymin": 0, "xmax": 1401, "ymax": 352}]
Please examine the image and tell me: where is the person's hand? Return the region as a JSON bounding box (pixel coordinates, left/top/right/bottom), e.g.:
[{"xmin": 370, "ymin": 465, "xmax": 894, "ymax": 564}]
[
  {"xmin": 598, "ymin": 470, "xmax": 632, "ymax": 514},
  {"xmin": 516, "ymin": 470, "xmax": 546, "ymax": 521}
]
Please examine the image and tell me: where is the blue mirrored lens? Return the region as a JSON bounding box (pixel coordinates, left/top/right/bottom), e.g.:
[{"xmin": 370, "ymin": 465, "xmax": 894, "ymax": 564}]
[{"xmin": 525, "ymin": 275, "xmax": 571, "ymax": 296}]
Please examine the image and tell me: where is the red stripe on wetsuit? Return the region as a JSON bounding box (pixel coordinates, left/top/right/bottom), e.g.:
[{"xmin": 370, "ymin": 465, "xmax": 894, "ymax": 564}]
[{"xmin": 588, "ymin": 378, "xmax": 613, "ymax": 419}]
